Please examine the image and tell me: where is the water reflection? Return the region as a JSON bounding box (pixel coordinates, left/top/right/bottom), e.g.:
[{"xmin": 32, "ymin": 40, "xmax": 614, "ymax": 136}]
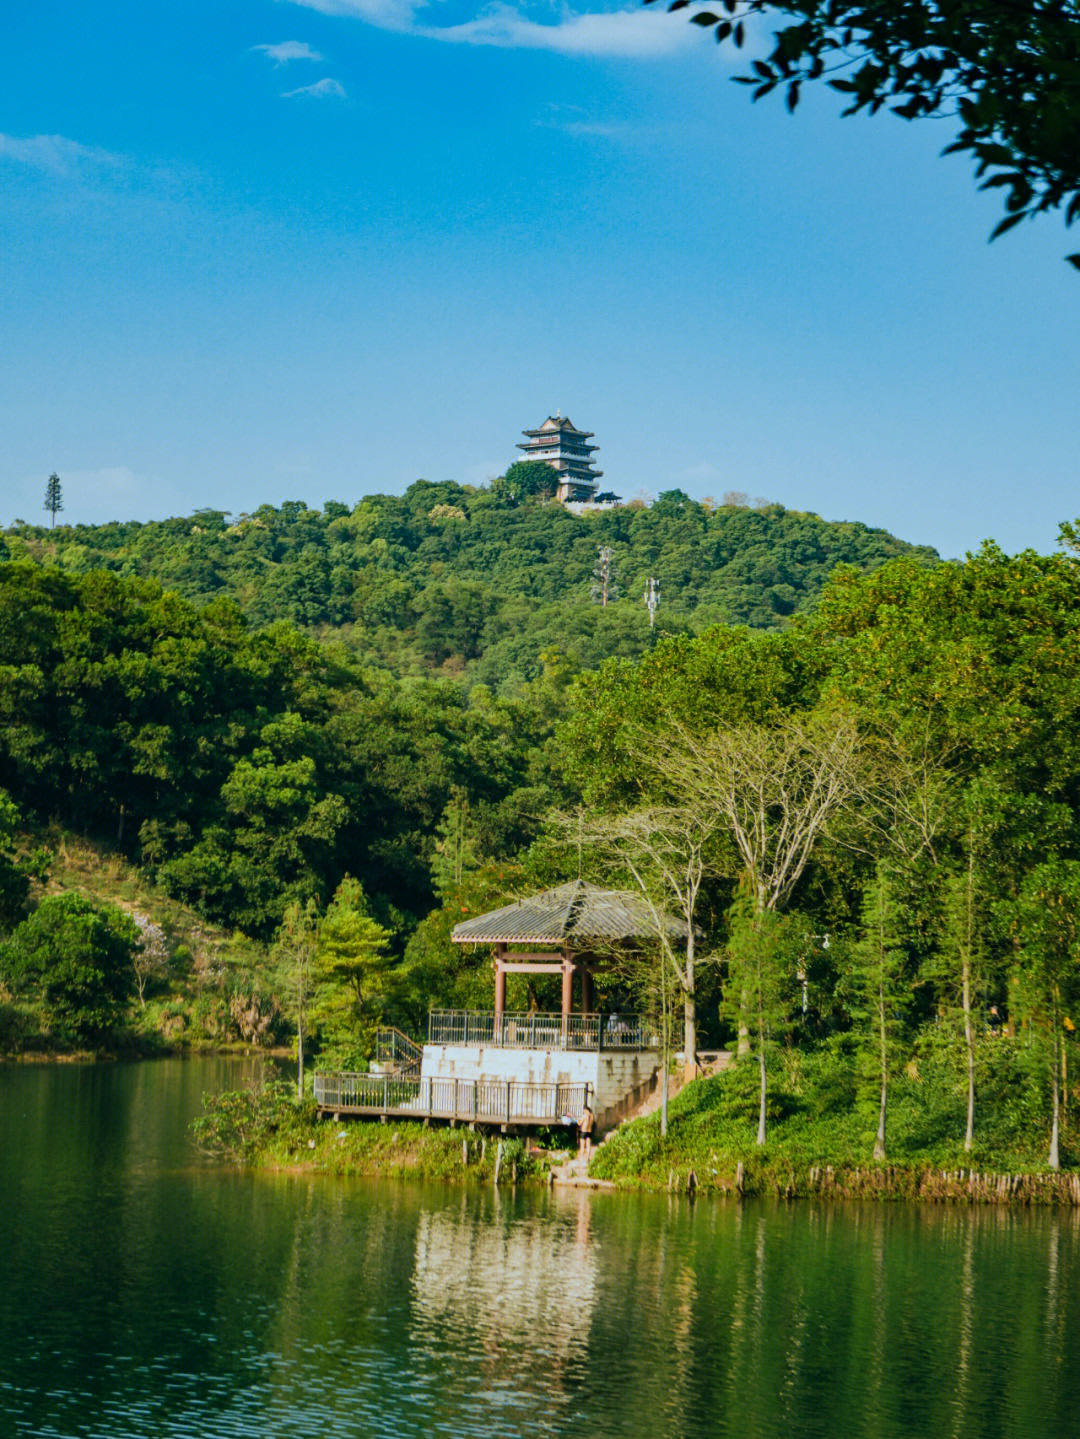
[{"xmin": 1, "ymin": 1061, "xmax": 1079, "ymax": 1439}]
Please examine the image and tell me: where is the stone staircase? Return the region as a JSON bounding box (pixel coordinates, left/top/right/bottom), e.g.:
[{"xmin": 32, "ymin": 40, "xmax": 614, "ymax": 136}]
[{"xmin": 549, "ymin": 1052, "xmax": 732, "ymax": 1187}]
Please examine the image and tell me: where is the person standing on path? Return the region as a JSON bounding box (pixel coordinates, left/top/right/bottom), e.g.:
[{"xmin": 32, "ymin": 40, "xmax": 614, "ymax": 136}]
[{"xmin": 578, "ymin": 1100, "xmax": 595, "ymax": 1161}]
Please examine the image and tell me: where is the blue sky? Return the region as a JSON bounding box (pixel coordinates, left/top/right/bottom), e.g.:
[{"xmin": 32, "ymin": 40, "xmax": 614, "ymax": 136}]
[{"xmin": 2, "ymin": 0, "xmax": 1078, "ymax": 559}]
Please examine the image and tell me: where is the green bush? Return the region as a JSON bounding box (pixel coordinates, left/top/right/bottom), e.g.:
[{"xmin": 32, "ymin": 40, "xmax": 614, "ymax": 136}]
[
  {"xmin": 0, "ymin": 893, "xmax": 137, "ymax": 1043},
  {"xmin": 193, "ymin": 1079, "xmax": 317, "ymax": 1161}
]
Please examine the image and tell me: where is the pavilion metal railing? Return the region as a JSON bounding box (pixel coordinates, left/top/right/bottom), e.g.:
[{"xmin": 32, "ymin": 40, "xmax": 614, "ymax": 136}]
[
  {"xmin": 313, "ymin": 1072, "xmax": 591, "ymax": 1125},
  {"xmin": 426, "ymin": 1010, "xmax": 657, "ymax": 1051}
]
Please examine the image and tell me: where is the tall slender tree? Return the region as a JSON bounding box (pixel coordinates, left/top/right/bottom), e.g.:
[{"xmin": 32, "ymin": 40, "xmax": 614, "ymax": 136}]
[
  {"xmin": 574, "ymin": 796, "xmax": 723, "ymax": 1078},
  {"xmin": 724, "ymin": 902, "xmax": 807, "ymax": 1146},
  {"xmin": 43, "ymin": 473, "xmax": 63, "ymax": 528},
  {"xmin": 1011, "ymin": 861, "xmax": 1080, "ymax": 1170},
  {"xmin": 845, "ymin": 865, "xmax": 908, "ymax": 1161},
  {"xmin": 274, "ymin": 898, "xmax": 319, "ymax": 1100}
]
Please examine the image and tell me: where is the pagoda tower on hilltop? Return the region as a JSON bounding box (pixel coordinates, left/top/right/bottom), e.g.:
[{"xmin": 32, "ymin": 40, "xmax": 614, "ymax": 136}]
[{"xmin": 517, "ymin": 412, "xmax": 602, "ymax": 502}]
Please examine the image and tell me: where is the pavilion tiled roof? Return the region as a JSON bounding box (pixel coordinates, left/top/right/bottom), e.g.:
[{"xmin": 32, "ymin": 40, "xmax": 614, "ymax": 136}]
[{"xmin": 451, "ymin": 880, "xmax": 686, "ymax": 945}]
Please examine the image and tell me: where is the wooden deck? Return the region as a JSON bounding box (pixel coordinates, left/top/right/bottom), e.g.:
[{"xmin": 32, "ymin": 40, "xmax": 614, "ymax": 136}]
[{"xmin": 314, "ymin": 1073, "xmax": 590, "ymax": 1128}]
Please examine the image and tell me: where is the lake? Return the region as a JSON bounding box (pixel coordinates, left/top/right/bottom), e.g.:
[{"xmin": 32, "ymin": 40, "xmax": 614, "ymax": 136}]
[{"xmin": 1, "ymin": 1058, "xmax": 1077, "ymax": 1439}]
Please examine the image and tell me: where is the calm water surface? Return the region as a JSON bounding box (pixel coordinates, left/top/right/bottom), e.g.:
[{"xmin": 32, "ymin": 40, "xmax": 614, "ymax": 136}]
[{"xmin": 1, "ymin": 1058, "xmax": 1078, "ymax": 1439}]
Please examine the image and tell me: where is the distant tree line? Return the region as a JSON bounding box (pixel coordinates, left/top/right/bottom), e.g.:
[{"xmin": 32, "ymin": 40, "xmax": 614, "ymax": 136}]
[{"xmin": 1, "ymin": 480, "xmax": 937, "ymax": 692}]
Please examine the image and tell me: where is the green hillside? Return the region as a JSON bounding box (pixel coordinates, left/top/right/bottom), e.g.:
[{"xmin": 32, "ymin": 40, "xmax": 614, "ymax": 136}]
[{"xmin": 2, "ymin": 484, "xmax": 937, "ymax": 691}]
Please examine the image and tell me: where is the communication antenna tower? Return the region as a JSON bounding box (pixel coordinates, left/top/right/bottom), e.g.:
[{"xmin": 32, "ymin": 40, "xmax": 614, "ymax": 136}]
[
  {"xmin": 644, "ymin": 577, "xmax": 660, "ymax": 627},
  {"xmin": 591, "ymin": 546, "xmax": 617, "ymax": 607}
]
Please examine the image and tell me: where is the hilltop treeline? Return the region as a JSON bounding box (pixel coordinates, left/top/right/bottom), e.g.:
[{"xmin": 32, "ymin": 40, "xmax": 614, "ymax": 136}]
[{"xmin": 1, "ymin": 485, "xmax": 936, "ymax": 690}]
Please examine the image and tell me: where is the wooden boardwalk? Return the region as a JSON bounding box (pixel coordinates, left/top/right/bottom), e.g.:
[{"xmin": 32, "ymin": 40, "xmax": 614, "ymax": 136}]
[{"xmin": 314, "ymin": 1072, "xmax": 591, "ymax": 1128}]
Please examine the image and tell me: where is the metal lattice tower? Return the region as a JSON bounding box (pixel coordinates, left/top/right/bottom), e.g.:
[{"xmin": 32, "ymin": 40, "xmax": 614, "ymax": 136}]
[{"xmin": 644, "ymin": 577, "xmax": 660, "ymax": 627}]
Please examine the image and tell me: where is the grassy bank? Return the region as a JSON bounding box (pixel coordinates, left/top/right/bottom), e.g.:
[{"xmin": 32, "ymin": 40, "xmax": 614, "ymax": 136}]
[
  {"xmin": 193, "ymin": 1080, "xmax": 560, "ymax": 1185},
  {"xmin": 194, "ymin": 1035, "xmax": 1080, "ymax": 1206},
  {"xmin": 591, "ymin": 1039, "xmax": 1080, "ymax": 1204}
]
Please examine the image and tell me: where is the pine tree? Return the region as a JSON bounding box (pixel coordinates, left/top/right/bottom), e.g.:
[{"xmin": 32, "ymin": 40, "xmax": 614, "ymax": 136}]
[
  {"xmin": 431, "ymin": 788, "xmax": 480, "ymax": 899},
  {"xmin": 43, "ymin": 473, "xmax": 63, "ymax": 528}
]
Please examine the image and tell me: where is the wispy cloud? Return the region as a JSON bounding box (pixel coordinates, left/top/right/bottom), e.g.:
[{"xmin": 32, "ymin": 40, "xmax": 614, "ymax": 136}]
[
  {"xmin": 537, "ymin": 103, "xmax": 635, "ymax": 139},
  {"xmin": 252, "ymin": 40, "xmax": 326, "ymax": 64},
  {"xmin": 0, "ymin": 133, "xmax": 126, "ymax": 176},
  {"xmin": 421, "ymin": 6, "xmax": 696, "ymax": 57},
  {"xmin": 283, "ymin": 0, "xmax": 698, "ymax": 59},
  {"xmin": 282, "ymin": 77, "xmax": 348, "ymax": 98}
]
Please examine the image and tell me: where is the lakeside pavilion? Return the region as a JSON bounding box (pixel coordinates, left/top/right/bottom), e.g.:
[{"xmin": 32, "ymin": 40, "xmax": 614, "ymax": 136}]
[
  {"xmin": 315, "ymin": 881, "xmax": 685, "ymax": 1131},
  {"xmin": 450, "ymin": 879, "xmax": 685, "ymax": 1027}
]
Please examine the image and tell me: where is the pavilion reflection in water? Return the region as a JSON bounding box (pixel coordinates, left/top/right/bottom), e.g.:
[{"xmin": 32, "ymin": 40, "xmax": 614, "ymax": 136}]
[{"xmin": 410, "ymin": 1190, "xmax": 600, "ymax": 1397}]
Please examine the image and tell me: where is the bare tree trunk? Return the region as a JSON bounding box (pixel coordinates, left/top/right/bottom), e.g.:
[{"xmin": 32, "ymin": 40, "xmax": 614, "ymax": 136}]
[
  {"xmin": 683, "ymin": 931, "xmax": 697, "ymax": 1078},
  {"xmin": 683, "ymin": 994, "xmax": 697, "ymax": 1080},
  {"xmin": 756, "ymin": 1045, "xmax": 767, "ymax": 1147},
  {"xmin": 874, "ymin": 979, "xmax": 887, "ymax": 1162},
  {"xmin": 962, "ymin": 985, "xmax": 975, "ymax": 1153},
  {"xmin": 1050, "ymin": 990, "xmax": 1061, "ymax": 1171},
  {"xmin": 660, "ymin": 949, "xmax": 669, "ymax": 1139},
  {"xmin": 962, "ymin": 843, "xmax": 976, "ymax": 1153},
  {"xmin": 297, "ymin": 984, "xmax": 306, "ymax": 1102}
]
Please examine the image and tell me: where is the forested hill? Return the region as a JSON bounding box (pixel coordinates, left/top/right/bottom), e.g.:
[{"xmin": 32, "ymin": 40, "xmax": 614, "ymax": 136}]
[{"xmin": 2, "ymin": 484, "xmax": 936, "ymax": 691}]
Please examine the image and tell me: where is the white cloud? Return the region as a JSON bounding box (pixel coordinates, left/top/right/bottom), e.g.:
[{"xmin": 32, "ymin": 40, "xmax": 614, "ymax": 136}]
[
  {"xmin": 282, "ymin": 0, "xmax": 419, "ymax": 26},
  {"xmin": 0, "ymin": 134, "xmax": 126, "ymax": 175},
  {"xmin": 253, "ymin": 40, "xmax": 326, "ymax": 64},
  {"xmin": 283, "ymin": 0, "xmax": 699, "ymax": 58},
  {"xmin": 421, "ymin": 6, "xmax": 696, "ymax": 57},
  {"xmin": 282, "ymin": 77, "xmax": 348, "ymax": 98}
]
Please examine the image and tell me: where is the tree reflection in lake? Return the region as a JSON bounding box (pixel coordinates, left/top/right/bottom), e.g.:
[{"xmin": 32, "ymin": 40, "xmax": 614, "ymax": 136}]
[{"xmin": 1, "ymin": 1060, "xmax": 1079, "ymax": 1439}]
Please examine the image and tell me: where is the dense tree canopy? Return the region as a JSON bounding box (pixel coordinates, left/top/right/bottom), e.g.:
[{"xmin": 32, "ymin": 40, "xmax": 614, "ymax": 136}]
[
  {"xmin": 0, "ymin": 562, "xmax": 554, "ymax": 940},
  {"xmin": 1, "ymin": 486, "xmax": 936, "ymax": 692},
  {"xmin": 0, "ymin": 893, "xmax": 137, "ymax": 1042}
]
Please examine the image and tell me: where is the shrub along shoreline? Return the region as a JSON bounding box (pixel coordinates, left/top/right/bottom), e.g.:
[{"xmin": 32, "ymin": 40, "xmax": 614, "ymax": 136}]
[{"xmin": 196, "ymin": 1055, "xmax": 1080, "ymax": 1205}]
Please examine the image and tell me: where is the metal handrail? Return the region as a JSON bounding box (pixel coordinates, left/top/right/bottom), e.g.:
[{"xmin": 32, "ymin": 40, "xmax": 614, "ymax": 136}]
[
  {"xmin": 375, "ymin": 1026, "xmax": 423, "ymax": 1070},
  {"xmin": 314, "ymin": 1072, "xmax": 591, "ymax": 1125},
  {"xmin": 426, "ymin": 1010, "xmax": 657, "ymax": 1051}
]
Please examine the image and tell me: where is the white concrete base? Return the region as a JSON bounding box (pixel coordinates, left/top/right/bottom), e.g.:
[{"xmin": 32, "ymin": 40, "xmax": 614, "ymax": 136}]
[{"xmin": 420, "ymin": 1044, "xmax": 661, "ymax": 1130}]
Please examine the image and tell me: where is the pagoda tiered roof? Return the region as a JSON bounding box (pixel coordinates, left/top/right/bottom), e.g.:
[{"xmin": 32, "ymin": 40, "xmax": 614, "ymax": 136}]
[{"xmin": 517, "ymin": 414, "xmax": 603, "ymax": 494}]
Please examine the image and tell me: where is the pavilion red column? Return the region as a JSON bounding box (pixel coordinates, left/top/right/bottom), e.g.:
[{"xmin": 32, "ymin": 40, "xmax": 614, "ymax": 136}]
[
  {"xmin": 494, "ymin": 943, "xmax": 507, "ymax": 1021},
  {"xmin": 581, "ymin": 966, "xmax": 594, "ymax": 1016},
  {"xmin": 561, "ymin": 950, "xmax": 575, "ymax": 1042}
]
